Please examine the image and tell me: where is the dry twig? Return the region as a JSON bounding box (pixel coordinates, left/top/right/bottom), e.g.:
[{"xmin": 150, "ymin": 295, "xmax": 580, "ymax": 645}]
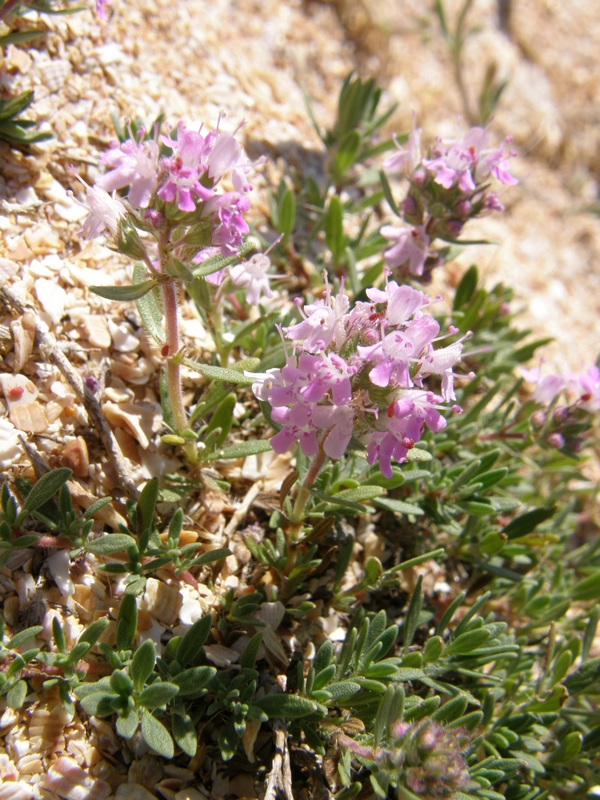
[{"xmin": 0, "ymin": 276, "xmax": 140, "ymax": 498}]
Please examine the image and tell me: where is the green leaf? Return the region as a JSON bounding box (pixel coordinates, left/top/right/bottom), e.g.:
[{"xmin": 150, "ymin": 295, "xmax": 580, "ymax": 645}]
[
  {"xmin": 432, "ymin": 694, "xmax": 469, "ymax": 723},
  {"xmin": 454, "ymin": 265, "xmax": 479, "ymax": 311},
  {"xmin": 116, "ymin": 594, "xmax": 138, "ymax": 651},
  {"xmin": 403, "ymin": 576, "xmax": 423, "ymax": 648},
  {"xmin": 141, "ymin": 711, "xmax": 175, "ymax": 758},
  {"xmin": 502, "ymin": 507, "xmax": 556, "ymax": 539},
  {"xmin": 116, "ymin": 710, "xmax": 139, "ymax": 739},
  {"xmin": 334, "ymin": 486, "xmax": 386, "ymax": 504},
  {"xmin": 323, "ymin": 680, "xmax": 361, "ymax": 701},
  {"xmin": 137, "ymin": 681, "xmax": 179, "ymax": 710},
  {"xmin": 187, "ymin": 547, "xmax": 231, "ymax": 568},
  {"xmin": 325, "ymin": 195, "xmax": 345, "ymax": 262},
  {"xmin": 134, "ymin": 263, "xmax": 164, "ymax": 344},
  {"xmin": 7, "ymin": 679, "xmax": 28, "ymax": 709},
  {"xmin": 110, "ymin": 669, "xmax": 134, "ymax": 697},
  {"xmin": 172, "ymin": 666, "xmax": 217, "ymax": 698},
  {"xmin": 86, "ymin": 533, "xmax": 137, "ymax": 554},
  {"xmin": 405, "ymin": 448, "xmax": 432, "ymax": 462},
  {"xmin": 571, "ymin": 572, "xmax": 600, "ymax": 602},
  {"xmin": 374, "ymin": 497, "xmax": 424, "ymax": 516},
  {"xmin": 334, "ymin": 129, "xmax": 361, "ymax": 178},
  {"xmin": 177, "ymin": 615, "xmax": 213, "ymax": 667},
  {"xmin": 136, "ymin": 477, "xmax": 160, "ymax": 538},
  {"xmin": 253, "ymin": 693, "xmax": 322, "ymax": 719},
  {"xmin": 52, "ymin": 617, "xmax": 67, "ymax": 654},
  {"xmin": 446, "ymin": 628, "xmax": 492, "ymax": 656},
  {"xmin": 277, "ymin": 184, "xmax": 297, "ymax": 238},
  {"xmin": 240, "ymin": 632, "xmax": 263, "ymax": 670},
  {"xmin": 205, "ymin": 440, "xmax": 273, "ymax": 461},
  {"xmin": 192, "ymin": 241, "xmax": 256, "ymax": 277},
  {"xmin": 218, "ymin": 721, "xmax": 240, "ymax": 761},
  {"xmin": 17, "ymin": 468, "xmax": 72, "ymax": 523},
  {"xmin": 313, "ymin": 641, "xmax": 334, "ymax": 675},
  {"xmin": 78, "ymin": 691, "xmax": 117, "ymax": 717},
  {"xmin": 182, "ymin": 359, "xmax": 256, "ymax": 385},
  {"xmin": 130, "ymin": 640, "xmax": 156, "ymax": 692},
  {"xmin": 90, "ymin": 280, "xmax": 158, "ymax": 301},
  {"xmin": 8, "ymin": 626, "xmax": 43, "ymax": 650},
  {"xmin": 172, "ymin": 712, "xmax": 198, "ymax": 757}
]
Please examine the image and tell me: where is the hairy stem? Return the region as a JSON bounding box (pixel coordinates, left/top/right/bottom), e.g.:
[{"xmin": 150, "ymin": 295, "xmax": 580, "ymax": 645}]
[
  {"xmin": 161, "ymin": 277, "xmax": 187, "ymax": 433},
  {"xmin": 288, "ymin": 445, "xmax": 328, "ymax": 543}
]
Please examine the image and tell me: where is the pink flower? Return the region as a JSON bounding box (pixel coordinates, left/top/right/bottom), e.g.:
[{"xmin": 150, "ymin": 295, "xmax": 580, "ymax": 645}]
[
  {"xmin": 573, "ymin": 365, "xmax": 600, "ymax": 411},
  {"xmin": 251, "ymin": 350, "xmax": 356, "ymax": 460},
  {"xmin": 284, "ymin": 280, "xmax": 350, "ymax": 353},
  {"xmin": 206, "ymin": 192, "xmax": 251, "ymax": 254},
  {"xmin": 95, "ymin": 0, "xmax": 111, "ymax": 19},
  {"xmin": 363, "ymin": 391, "xmax": 447, "ymax": 478},
  {"xmin": 230, "ymin": 253, "xmax": 273, "ymax": 305},
  {"xmin": 366, "ymin": 281, "xmax": 427, "ymax": 326},
  {"xmin": 78, "ymin": 183, "xmax": 126, "ymax": 240},
  {"xmin": 381, "ymin": 224, "xmax": 430, "ymax": 276},
  {"xmin": 97, "ymin": 135, "xmax": 159, "ymax": 208},
  {"xmin": 384, "ymin": 128, "xmax": 422, "ymax": 176}
]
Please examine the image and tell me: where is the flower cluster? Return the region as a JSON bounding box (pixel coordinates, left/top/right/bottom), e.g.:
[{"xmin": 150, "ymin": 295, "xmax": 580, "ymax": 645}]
[
  {"xmin": 382, "ymin": 125, "xmax": 517, "ymax": 278},
  {"xmin": 340, "ymin": 719, "xmax": 472, "ymax": 798},
  {"xmin": 83, "ymin": 120, "xmax": 253, "ymax": 258},
  {"xmin": 525, "ymin": 363, "xmax": 600, "ymax": 452},
  {"xmin": 77, "ymin": 119, "xmax": 275, "ymax": 307},
  {"xmin": 251, "ymin": 279, "xmax": 469, "ymax": 477}
]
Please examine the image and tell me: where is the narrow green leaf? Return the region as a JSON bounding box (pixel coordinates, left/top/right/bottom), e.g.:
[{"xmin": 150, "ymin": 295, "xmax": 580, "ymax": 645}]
[
  {"xmin": 192, "ymin": 241, "xmax": 256, "ymax": 277},
  {"xmin": 86, "ymin": 533, "xmax": 137, "ymax": 554},
  {"xmin": 90, "ymin": 280, "xmax": 158, "ymax": 301},
  {"xmin": 116, "ymin": 594, "xmax": 138, "ymax": 651},
  {"xmin": 116, "ymin": 710, "xmax": 139, "ymax": 739},
  {"xmin": 253, "ymin": 693, "xmax": 322, "ymax": 719},
  {"xmin": 134, "ymin": 263, "xmax": 164, "ymax": 345},
  {"xmin": 188, "ymin": 547, "xmax": 231, "ymax": 568},
  {"xmin": 52, "ymin": 617, "xmax": 67, "ymax": 655},
  {"xmin": 453, "ymin": 265, "xmax": 479, "ymax": 311},
  {"xmin": 572, "ymin": 572, "xmax": 600, "ymax": 602},
  {"xmin": 7, "ymin": 679, "xmax": 28, "ymax": 709},
  {"xmin": 130, "ymin": 640, "xmax": 156, "ymax": 692},
  {"xmin": 323, "ymin": 680, "xmax": 361, "ymax": 700},
  {"xmin": 403, "ymin": 576, "xmax": 423, "ymax": 648},
  {"xmin": 8, "ymin": 626, "xmax": 43, "ymax": 650},
  {"xmin": 240, "ymin": 632, "xmax": 263, "ymax": 669},
  {"xmin": 432, "ymin": 694, "xmax": 469, "ymax": 723},
  {"xmin": 17, "ymin": 468, "xmax": 72, "ymax": 522},
  {"xmin": 177, "ymin": 615, "xmax": 213, "ymax": 667},
  {"xmin": 137, "ymin": 681, "xmax": 179, "ymax": 710},
  {"xmin": 502, "ymin": 507, "xmax": 556, "ymax": 539},
  {"xmin": 447, "ymin": 628, "xmax": 492, "ymax": 656},
  {"xmin": 141, "ymin": 711, "xmax": 175, "ymax": 758},
  {"xmin": 172, "ymin": 713, "xmax": 198, "ymax": 757},
  {"xmin": 206, "ymin": 440, "xmax": 273, "ymax": 461},
  {"xmin": 374, "ymin": 497, "xmax": 424, "ymax": 516},
  {"xmin": 334, "ymin": 485, "xmax": 386, "ymax": 504},
  {"xmin": 173, "ymin": 666, "xmax": 217, "ymax": 698},
  {"xmin": 182, "ymin": 359, "xmax": 256, "ymax": 385},
  {"xmin": 136, "ymin": 477, "xmax": 159, "ymax": 537}
]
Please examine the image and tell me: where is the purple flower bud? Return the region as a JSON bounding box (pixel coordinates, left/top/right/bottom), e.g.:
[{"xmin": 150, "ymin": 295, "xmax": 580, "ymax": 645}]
[{"xmin": 548, "ymin": 432, "xmax": 566, "ymax": 449}]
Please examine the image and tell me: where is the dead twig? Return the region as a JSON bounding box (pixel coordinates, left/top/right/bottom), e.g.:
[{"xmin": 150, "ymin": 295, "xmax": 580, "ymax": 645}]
[
  {"xmin": 0, "ymin": 276, "xmax": 140, "ymax": 498},
  {"xmin": 263, "ymin": 719, "xmax": 294, "ymax": 800}
]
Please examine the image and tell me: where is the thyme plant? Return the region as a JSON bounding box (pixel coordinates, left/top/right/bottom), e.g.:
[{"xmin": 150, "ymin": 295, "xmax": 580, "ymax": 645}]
[{"xmin": 0, "ymin": 64, "xmax": 598, "ymax": 800}]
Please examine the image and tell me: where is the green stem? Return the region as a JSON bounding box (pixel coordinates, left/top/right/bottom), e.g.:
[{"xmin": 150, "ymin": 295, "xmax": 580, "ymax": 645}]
[
  {"xmin": 161, "ymin": 277, "xmax": 187, "ymax": 434},
  {"xmin": 288, "ymin": 445, "xmax": 328, "ymax": 543}
]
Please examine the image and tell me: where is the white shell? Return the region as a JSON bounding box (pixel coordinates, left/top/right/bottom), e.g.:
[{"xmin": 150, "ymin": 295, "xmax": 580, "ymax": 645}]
[{"xmin": 40, "ymin": 756, "xmax": 112, "ymax": 800}]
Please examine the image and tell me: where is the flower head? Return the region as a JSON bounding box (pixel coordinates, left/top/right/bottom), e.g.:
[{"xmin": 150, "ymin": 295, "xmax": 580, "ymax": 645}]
[
  {"xmin": 230, "ymin": 253, "xmax": 274, "ymax": 305},
  {"xmin": 97, "ymin": 134, "xmax": 159, "ymax": 208}
]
